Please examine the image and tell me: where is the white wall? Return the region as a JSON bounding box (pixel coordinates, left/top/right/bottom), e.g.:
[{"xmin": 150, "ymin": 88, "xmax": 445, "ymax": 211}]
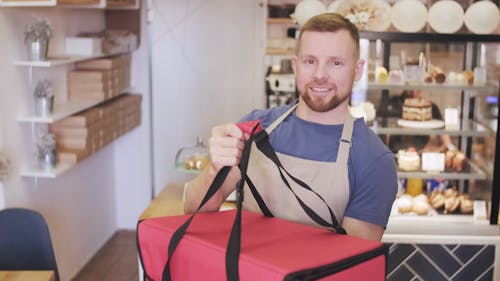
[
  {"xmin": 0, "ymin": 7, "xmax": 149, "ymax": 281},
  {"xmin": 149, "ymin": 0, "xmax": 266, "ymax": 193}
]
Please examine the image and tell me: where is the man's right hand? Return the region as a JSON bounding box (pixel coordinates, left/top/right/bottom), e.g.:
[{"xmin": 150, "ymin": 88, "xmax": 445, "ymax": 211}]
[
  {"xmin": 208, "ymin": 123, "xmax": 248, "ymax": 173},
  {"xmin": 184, "ymin": 123, "xmax": 247, "ymax": 214}
]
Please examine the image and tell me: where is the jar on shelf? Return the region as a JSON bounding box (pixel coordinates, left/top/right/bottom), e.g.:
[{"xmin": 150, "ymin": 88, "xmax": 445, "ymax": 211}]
[{"xmin": 175, "ymin": 137, "xmax": 209, "ymax": 172}]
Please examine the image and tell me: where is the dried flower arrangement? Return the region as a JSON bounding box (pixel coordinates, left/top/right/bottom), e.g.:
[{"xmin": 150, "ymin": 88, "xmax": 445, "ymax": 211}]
[
  {"xmin": 35, "ymin": 132, "xmax": 56, "ymax": 168},
  {"xmin": 25, "ymin": 16, "xmax": 53, "ymax": 44},
  {"xmin": 33, "ymin": 79, "xmax": 54, "ymax": 99}
]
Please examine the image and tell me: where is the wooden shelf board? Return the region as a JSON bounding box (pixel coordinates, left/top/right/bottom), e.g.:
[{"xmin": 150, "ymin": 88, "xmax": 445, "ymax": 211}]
[
  {"xmin": 17, "ymin": 99, "xmax": 102, "ymax": 124},
  {"xmin": 0, "ymin": 0, "xmax": 56, "ymax": 6},
  {"xmin": 267, "ymin": 18, "xmax": 294, "ymax": 25},
  {"xmin": 14, "ymin": 51, "xmax": 124, "ymax": 67}
]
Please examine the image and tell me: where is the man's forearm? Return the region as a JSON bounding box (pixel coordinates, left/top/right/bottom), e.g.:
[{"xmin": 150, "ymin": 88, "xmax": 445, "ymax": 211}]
[{"xmin": 184, "ymin": 163, "xmax": 240, "ymax": 213}]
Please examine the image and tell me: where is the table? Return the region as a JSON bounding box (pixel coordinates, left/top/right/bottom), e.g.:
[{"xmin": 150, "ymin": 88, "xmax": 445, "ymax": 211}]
[
  {"xmin": 0, "ymin": 270, "xmax": 54, "ymax": 281},
  {"xmin": 139, "ymin": 182, "xmax": 236, "ymax": 220}
]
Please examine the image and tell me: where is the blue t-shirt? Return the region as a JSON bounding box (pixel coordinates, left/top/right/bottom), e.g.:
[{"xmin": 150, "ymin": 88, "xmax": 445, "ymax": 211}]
[{"xmin": 240, "ymin": 102, "xmax": 398, "ymax": 228}]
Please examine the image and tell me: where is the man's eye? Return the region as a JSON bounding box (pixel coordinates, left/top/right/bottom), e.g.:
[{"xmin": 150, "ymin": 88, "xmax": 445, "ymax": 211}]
[
  {"xmin": 332, "ymin": 61, "xmax": 342, "ymax": 66},
  {"xmin": 305, "ymin": 59, "xmax": 315, "ymax": 64}
]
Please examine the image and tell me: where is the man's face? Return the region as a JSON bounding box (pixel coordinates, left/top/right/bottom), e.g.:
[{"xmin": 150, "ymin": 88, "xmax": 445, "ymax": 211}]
[{"xmin": 292, "ymin": 30, "xmax": 364, "ymax": 112}]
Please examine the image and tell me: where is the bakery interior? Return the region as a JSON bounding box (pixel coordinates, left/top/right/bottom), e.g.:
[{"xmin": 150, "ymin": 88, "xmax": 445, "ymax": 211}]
[{"xmin": 0, "ymin": 0, "xmax": 499, "ymax": 280}]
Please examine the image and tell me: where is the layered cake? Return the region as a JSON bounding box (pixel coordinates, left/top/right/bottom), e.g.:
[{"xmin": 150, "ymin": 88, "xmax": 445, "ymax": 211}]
[
  {"xmin": 397, "ymin": 148, "xmax": 420, "ymax": 171},
  {"xmin": 402, "ymin": 98, "xmax": 432, "ymax": 121}
]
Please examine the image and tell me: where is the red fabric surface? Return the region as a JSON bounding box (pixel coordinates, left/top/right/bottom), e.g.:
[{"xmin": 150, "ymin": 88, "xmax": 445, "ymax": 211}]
[
  {"xmin": 137, "ymin": 210, "xmax": 385, "ymax": 281},
  {"xmin": 236, "ymin": 120, "xmax": 263, "ymax": 136}
]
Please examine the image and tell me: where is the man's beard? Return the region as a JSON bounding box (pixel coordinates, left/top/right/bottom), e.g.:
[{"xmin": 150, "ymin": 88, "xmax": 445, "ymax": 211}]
[{"xmin": 301, "ymin": 87, "xmax": 349, "ymax": 112}]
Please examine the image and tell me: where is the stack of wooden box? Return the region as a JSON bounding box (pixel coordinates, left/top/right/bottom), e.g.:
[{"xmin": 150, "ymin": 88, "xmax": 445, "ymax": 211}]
[
  {"xmin": 51, "ymin": 94, "xmax": 142, "ymax": 165},
  {"xmin": 68, "ymin": 53, "xmax": 131, "ymax": 101}
]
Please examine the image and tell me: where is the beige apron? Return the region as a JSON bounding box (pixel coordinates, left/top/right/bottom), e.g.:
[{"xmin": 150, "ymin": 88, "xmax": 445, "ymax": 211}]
[{"xmin": 242, "ymin": 105, "xmax": 354, "ymax": 228}]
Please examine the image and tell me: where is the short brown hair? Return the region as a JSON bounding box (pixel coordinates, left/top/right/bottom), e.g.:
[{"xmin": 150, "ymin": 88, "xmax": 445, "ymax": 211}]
[{"xmin": 297, "ymin": 13, "xmax": 360, "ymax": 57}]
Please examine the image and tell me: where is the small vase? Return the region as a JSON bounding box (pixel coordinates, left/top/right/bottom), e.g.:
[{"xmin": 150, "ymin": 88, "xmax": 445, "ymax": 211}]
[
  {"xmin": 39, "ymin": 150, "xmax": 56, "ymax": 171},
  {"xmin": 26, "ymin": 39, "xmax": 48, "ymax": 61},
  {"xmin": 35, "ymin": 96, "xmax": 54, "ymax": 117}
]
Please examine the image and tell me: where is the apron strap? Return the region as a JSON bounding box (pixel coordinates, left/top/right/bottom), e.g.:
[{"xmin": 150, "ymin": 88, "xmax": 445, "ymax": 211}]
[
  {"xmin": 254, "ymin": 130, "xmax": 347, "ymax": 234},
  {"xmin": 265, "ymin": 104, "xmax": 297, "ymax": 134},
  {"xmin": 336, "ymin": 113, "xmax": 355, "ymax": 165}
]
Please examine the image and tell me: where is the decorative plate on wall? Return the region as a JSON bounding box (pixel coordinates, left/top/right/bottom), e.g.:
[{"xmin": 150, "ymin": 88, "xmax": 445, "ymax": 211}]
[
  {"xmin": 464, "ymin": 0, "xmax": 500, "ymax": 34},
  {"xmin": 328, "ymin": 0, "xmax": 392, "ymax": 31},
  {"xmin": 427, "ymin": 0, "xmax": 464, "ymax": 33},
  {"xmin": 390, "ymin": 0, "xmax": 428, "ymax": 33}
]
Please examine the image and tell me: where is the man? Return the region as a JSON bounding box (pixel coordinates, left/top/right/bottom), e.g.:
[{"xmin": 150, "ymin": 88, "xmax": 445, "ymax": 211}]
[{"xmin": 184, "ymin": 13, "xmax": 397, "ymax": 241}]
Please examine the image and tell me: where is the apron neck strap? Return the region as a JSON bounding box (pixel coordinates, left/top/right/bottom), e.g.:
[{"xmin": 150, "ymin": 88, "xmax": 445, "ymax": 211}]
[{"xmin": 337, "ymin": 113, "xmax": 355, "ymax": 165}]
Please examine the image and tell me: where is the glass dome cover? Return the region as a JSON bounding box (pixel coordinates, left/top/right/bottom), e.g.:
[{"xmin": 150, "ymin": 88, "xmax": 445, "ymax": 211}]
[{"xmin": 175, "ymin": 137, "xmax": 209, "ymax": 171}]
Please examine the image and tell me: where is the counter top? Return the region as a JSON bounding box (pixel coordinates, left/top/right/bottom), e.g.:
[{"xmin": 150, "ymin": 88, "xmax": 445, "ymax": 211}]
[
  {"xmin": 139, "ymin": 182, "xmax": 236, "ymax": 220},
  {"xmin": 0, "ymin": 270, "xmax": 54, "ymax": 281},
  {"xmin": 141, "ymin": 182, "xmax": 499, "ymax": 238}
]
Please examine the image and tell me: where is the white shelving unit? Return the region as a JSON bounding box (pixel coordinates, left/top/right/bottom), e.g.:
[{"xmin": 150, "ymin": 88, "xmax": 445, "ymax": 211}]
[{"xmin": 15, "ymin": 50, "xmax": 132, "ymax": 178}]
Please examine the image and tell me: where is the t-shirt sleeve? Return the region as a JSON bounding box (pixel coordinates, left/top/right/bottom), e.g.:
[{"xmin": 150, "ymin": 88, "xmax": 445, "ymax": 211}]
[{"xmin": 344, "ymin": 152, "xmax": 398, "ymax": 228}]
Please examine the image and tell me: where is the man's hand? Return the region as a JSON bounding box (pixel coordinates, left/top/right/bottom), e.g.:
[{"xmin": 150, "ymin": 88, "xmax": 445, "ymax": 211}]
[
  {"xmin": 208, "ymin": 123, "xmax": 248, "ymax": 172},
  {"xmin": 184, "ymin": 123, "xmax": 246, "ymax": 214}
]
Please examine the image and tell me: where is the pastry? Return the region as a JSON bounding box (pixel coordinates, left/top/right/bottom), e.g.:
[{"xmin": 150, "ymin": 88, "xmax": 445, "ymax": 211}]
[
  {"xmin": 452, "ymin": 152, "xmax": 467, "ymax": 172},
  {"xmin": 444, "ymin": 187, "xmax": 458, "ymax": 198},
  {"xmin": 412, "ymin": 199, "xmax": 430, "ymax": 215},
  {"xmin": 434, "ymin": 72, "xmax": 446, "ymax": 84},
  {"xmin": 388, "ymin": 70, "xmax": 404, "ymax": 84},
  {"xmin": 397, "ymin": 148, "xmax": 420, "ymax": 171},
  {"xmin": 459, "ymin": 195, "xmax": 474, "ymax": 214},
  {"xmin": 376, "ymin": 66, "xmax": 388, "ymax": 83},
  {"xmin": 463, "ymin": 70, "xmax": 474, "ymax": 85},
  {"xmin": 184, "ymin": 155, "xmax": 209, "ymax": 170},
  {"xmin": 402, "ymin": 98, "xmax": 432, "ymax": 121},
  {"xmin": 424, "ymin": 74, "xmax": 433, "ymax": 84},
  {"xmin": 445, "ymin": 150, "xmax": 467, "ymax": 172},
  {"xmin": 444, "ymin": 196, "xmax": 460, "ymax": 213},
  {"xmin": 397, "ymin": 195, "xmax": 413, "ymax": 213},
  {"xmin": 429, "ymin": 191, "xmax": 446, "ymax": 209}
]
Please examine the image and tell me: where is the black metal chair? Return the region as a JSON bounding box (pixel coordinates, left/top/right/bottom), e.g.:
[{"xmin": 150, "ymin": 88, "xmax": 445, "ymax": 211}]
[{"xmin": 0, "ymin": 208, "xmax": 60, "ymax": 281}]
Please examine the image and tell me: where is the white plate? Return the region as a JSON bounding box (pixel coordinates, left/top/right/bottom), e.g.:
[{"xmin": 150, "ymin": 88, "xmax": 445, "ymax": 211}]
[
  {"xmin": 292, "ymin": 0, "xmax": 326, "ymax": 27},
  {"xmin": 397, "ymin": 119, "xmax": 445, "ymax": 129},
  {"xmin": 427, "ymin": 0, "xmax": 464, "ymax": 33},
  {"xmin": 390, "ymin": 0, "xmax": 427, "ymax": 33},
  {"xmin": 464, "ymin": 0, "xmax": 500, "ymax": 34},
  {"xmin": 327, "ymin": 0, "xmax": 391, "ymax": 31}
]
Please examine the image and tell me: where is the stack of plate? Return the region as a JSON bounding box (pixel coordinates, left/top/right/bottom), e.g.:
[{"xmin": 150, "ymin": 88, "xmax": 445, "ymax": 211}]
[
  {"xmin": 464, "ymin": 0, "xmax": 500, "ymax": 34},
  {"xmin": 427, "ymin": 0, "xmax": 464, "ymax": 34},
  {"xmin": 328, "ymin": 0, "xmax": 499, "ymax": 34},
  {"xmin": 390, "ymin": 0, "xmax": 427, "ymax": 33}
]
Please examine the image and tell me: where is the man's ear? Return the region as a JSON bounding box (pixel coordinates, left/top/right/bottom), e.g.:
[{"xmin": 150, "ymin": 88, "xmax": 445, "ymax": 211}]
[{"xmin": 354, "ymin": 59, "xmax": 365, "ymax": 82}]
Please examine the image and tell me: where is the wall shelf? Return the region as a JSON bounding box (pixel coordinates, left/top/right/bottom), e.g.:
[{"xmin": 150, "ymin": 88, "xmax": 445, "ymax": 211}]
[
  {"xmin": 14, "ymin": 52, "xmax": 124, "ymax": 68},
  {"xmin": 20, "ymin": 162, "xmax": 73, "ymax": 178},
  {"xmin": 367, "ymin": 82, "xmax": 491, "ymax": 92},
  {"xmin": 17, "ymin": 88, "xmax": 134, "ymax": 124},
  {"xmin": 397, "ymin": 161, "xmax": 486, "ymax": 180},
  {"xmin": 0, "ymin": 0, "xmax": 138, "ymax": 8},
  {"xmin": 370, "ymin": 118, "xmax": 492, "ymax": 137},
  {"xmin": 17, "ymin": 100, "xmax": 102, "ymax": 124}
]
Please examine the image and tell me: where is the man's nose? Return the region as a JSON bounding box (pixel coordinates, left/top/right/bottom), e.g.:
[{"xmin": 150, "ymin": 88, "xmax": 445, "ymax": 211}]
[{"xmin": 313, "ymin": 63, "xmax": 328, "ymax": 82}]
